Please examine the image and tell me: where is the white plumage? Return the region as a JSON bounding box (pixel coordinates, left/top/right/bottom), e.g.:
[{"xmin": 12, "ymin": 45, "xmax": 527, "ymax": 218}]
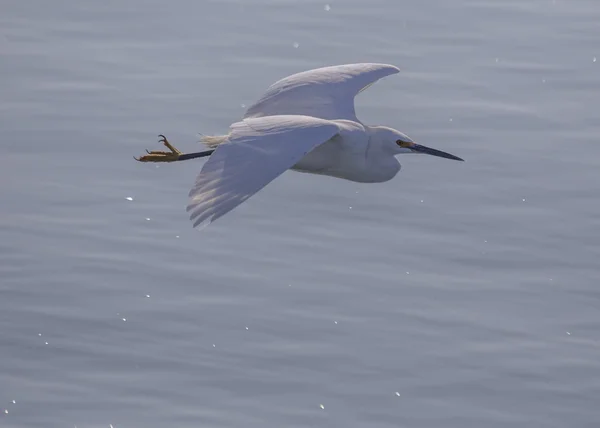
[
  {"xmin": 139, "ymin": 63, "xmax": 464, "ymax": 229},
  {"xmin": 187, "ymin": 115, "xmax": 339, "ymax": 228},
  {"xmin": 242, "ymin": 63, "xmax": 400, "ymax": 121}
]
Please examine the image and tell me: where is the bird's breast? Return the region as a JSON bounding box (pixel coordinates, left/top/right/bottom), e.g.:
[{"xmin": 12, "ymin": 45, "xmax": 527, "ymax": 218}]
[{"xmin": 291, "ymin": 137, "xmax": 400, "ymax": 183}]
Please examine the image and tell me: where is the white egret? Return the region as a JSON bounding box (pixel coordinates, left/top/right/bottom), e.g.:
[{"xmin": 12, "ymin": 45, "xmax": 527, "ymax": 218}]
[{"xmin": 136, "ymin": 63, "xmax": 463, "ymax": 229}]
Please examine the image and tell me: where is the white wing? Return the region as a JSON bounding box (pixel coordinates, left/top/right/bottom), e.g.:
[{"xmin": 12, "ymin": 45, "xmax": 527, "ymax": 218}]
[
  {"xmin": 243, "ymin": 63, "xmax": 400, "ymax": 122},
  {"xmin": 186, "ymin": 115, "xmax": 339, "ymax": 229}
]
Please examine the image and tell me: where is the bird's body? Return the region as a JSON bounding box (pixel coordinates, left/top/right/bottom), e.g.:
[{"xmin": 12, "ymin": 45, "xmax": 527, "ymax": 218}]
[
  {"xmin": 205, "ymin": 118, "xmax": 400, "ymax": 183},
  {"xmin": 289, "ymin": 120, "xmax": 401, "ymax": 183},
  {"xmin": 137, "ymin": 63, "xmax": 463, "ymax": 229}
]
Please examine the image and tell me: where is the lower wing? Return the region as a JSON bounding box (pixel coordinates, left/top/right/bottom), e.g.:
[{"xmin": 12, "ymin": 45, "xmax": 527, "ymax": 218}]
[{"xmin": 186, "ymin": 115, "xmax": 340, "ymax": 229}]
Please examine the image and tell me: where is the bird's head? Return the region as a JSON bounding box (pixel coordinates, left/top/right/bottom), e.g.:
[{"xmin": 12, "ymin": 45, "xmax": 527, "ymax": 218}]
[{"xmin": 372, "ymin": 126, "xmax": 464, "ymax": 161}]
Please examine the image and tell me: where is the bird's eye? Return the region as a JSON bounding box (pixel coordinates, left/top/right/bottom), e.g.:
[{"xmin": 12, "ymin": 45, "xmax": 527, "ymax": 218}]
[{"xmin": 396, "ymin": 139, "xmax": 412, "ymax": 148}]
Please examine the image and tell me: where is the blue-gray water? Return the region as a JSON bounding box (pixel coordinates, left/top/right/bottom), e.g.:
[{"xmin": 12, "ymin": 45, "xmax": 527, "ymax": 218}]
[{"xmin": 2, "ymin": 0, "xmax": 599, "ymax": 427}]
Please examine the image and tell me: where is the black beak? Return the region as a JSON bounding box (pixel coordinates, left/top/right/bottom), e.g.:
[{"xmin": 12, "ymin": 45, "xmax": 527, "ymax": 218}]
[{"xmin": 410, "ymin": 143, "xmax": 464, "ymax": 161}]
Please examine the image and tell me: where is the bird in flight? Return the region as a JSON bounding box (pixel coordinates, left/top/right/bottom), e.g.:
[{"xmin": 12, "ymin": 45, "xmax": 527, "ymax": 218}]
[{"xmin": 136, "ymin": 63, "xmax": 463, "ymax": 229}]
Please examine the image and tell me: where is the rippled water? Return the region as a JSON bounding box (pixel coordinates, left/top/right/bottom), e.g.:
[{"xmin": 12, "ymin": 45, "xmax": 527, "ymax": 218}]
[{"xmin": 2, "ymin": 0, "xmax": 599, "ymax": 427}]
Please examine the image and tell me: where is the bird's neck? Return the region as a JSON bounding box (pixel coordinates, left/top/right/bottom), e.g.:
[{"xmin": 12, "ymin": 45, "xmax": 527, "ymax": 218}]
[
  {"xmin": 364, "ymin": 125, "xmax": 389, "ymax": 157},
  {"xmin": 362, "ymin": 125, "xmax": 401, "ymax": 181}
]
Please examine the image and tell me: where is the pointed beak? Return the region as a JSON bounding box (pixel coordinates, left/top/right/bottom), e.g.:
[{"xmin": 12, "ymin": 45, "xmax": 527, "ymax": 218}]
[{"xmin": 410, "ymin": 143, "xmax": 464, "ymax": 161}]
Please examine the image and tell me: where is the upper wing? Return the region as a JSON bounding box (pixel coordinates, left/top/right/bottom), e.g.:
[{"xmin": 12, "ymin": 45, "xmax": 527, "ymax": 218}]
[
  {"xmin": 186, "ymin": 115, "xmax": 339, "ymax": 229},
  {"xmin": 243, "ymin": 63, "xmax": 400, "ymax": 122}
]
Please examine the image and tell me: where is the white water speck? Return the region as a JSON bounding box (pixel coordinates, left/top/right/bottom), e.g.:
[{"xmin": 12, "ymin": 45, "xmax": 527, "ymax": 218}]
[
  {"xmin": 11, "ymin": 400, "xmax": 16, "ymax": 404},
  {"xmin": 484, "ymin": 240, "xmax": 488, "ymax": 243},
  {"xmin": 4, "ymin": 409, "xmax": 8, "ymax": 414},
  {"xmin": 293, "ymin": 42, "xmax": 299, "ymax": 48},
  {"xmin": 495, "ymin": 58, "xmax": 499, "ymax": 63},
  {"xmin": 348, "ymin": 206, "xmax": 352, "ymax": 210},
  {"xmin": 566, "ymin": 331, "xmax": 571, "ymax": 335},
  {"xmin": 145, "ymin": 294, "xmax": 150, "ymax": 298},
  {"xmin": 334, "ymin": 321, "xmax": 338, "ymax": 324},
  {"xmin": 406, "ymin": 271, "xmax": 410, "ymax": 275},
  {"xmin": 45, "ymin": 342, "xmax": 48, "ymax": 345},
  {"xmin": 593, "ymin": 57, "xmax": 597, "ymax": 63},
  {"xmin": 324, "ymin": 4, "xmax": 331, "ymax": 11},
  {"xmin": 245, "ymin": 326, "xmax": 249, "ymax": 330},
  {"xmin": 449, "ymin": 118, "xmax": 453, "ymax": 122},
  {"xmin": 395, "ymin": 392, "xmax": 401, "ymax": 397},
  {"xmin": 522, "ymin": 198, "xmax": 526, "ymax": 202},
  {"xmin": 145, "ymin": 217, "xmax": 151, "ymax": 221},
  {"xmin": 240, "ymin": 103, "xmax": 246, "ymax": 108},
  {"xmin": 420, "ymin": 199, "xmax": 424, "ymax": 203},
  {"xmin": 125, "ymin": 197, "xmax": 133, "ymax": 201},
  {"xmin": 319, "ymin": 404, "xmax": 325, "ymax": 410},
  {"xmin": 212, "ymin": 344, "xmax": 216, "ymax": 348},
  {"xmin": 122, "ymin": 318, "xmax": 127, "ymax": 322},
  {"xmin": 109, "ymin": 425, "xmax": 114, "ymax": 428},
  {"xmin": 38, "ymin": 333, "xmax": 42, "ymax": 336}
]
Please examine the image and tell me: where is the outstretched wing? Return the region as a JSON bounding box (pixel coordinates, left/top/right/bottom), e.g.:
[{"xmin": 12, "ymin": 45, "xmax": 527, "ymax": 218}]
[
  {"xmin": 186, "ymin": 115, "xmax": 339, "ymax": 229},
  {"xmin": 243, "ymin": 63, "xmax": 400, "ymax": 122}
]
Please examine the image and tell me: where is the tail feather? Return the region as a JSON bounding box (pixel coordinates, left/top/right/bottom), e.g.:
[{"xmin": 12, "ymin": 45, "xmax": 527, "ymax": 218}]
[{"xmin": 200, "ymin": 134, "xmax": 228, "ymax": 149}]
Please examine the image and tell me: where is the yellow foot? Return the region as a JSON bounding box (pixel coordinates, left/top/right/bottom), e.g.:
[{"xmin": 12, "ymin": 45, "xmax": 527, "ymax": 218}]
[{"xmin": 135, "ymin": 135, "xmax": 182, "ymax": 162}]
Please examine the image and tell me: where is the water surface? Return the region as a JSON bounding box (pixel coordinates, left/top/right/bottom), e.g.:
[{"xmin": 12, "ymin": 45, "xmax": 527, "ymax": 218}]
[{"xmin": 1, "ymin": 0, "xmax": 599, "ymax": 427}]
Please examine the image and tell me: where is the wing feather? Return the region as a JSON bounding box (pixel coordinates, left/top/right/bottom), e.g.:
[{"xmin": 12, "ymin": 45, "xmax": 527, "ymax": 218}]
[
  {"xmin": 186, "ymin": 115, "xmax": 339, "ymax": 229},
  {"xmin": 243, "ymin": 63, "xmax": 400, "ymax": 121}
]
